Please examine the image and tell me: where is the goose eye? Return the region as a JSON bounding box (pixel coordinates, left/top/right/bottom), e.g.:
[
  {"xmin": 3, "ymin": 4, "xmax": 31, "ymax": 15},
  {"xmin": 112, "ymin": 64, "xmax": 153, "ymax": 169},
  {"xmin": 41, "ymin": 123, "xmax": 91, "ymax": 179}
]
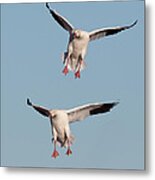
[{"xmin": 52, "ymin": 114, "xmax": 57, "ymax": 118}]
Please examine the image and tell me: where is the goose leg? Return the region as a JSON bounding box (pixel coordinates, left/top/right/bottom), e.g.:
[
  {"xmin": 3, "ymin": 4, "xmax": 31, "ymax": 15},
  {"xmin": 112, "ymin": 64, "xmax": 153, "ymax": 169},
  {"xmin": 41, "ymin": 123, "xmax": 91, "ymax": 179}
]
[
  {"xmin": 52, "ymin": 140, "xmax": 59, "ymax": 158},
  {"xmin": 66, "ymin": 139, "xmax": 72, "ymax": 156},
  {"xmin": 62, "ymin": 55, "xmax": 70, "ymax": 75},
  {"xmin": 75, "ymin": 59, "xmax": 82, "ymax": 79}
]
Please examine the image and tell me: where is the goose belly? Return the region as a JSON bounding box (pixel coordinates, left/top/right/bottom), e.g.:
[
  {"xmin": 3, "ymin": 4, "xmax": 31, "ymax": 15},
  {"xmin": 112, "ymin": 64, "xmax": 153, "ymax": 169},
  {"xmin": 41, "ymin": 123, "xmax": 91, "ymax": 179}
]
[
  {"xmin": 71, "ymin": 39, "xmax": 88, "ymax": 58},
  {"xmin": 52, "ymin": 111, "xmax": 68, "ymax": 140}
]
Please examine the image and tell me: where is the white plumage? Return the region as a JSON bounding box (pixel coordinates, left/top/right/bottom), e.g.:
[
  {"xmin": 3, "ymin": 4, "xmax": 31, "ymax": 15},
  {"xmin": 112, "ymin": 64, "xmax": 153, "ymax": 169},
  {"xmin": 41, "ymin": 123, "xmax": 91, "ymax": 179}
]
[
  {"xmin": 46, "ymin": 3, "xmax": 137, "ymax": 78},
  {"xmin": 27, "ymin": 98, "xmax": 119, "ymax": 158}
]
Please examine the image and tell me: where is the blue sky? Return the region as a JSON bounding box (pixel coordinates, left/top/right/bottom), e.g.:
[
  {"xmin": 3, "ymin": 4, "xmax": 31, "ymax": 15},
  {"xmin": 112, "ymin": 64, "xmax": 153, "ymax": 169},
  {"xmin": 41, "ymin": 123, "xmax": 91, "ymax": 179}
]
[{"xmin": 1, "ymin": 1, "xmax": 144, "ymax": 169}]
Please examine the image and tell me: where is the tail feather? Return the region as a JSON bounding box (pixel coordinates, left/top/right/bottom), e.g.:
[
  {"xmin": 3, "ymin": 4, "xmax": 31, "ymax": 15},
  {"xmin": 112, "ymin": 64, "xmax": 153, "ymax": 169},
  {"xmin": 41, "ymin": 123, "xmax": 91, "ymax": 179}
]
[
  {"xmin": 67, "ymin": 59, "xmax": 86, "ymax": 72},
  {"xmin": 62, "ymin": 134, "xmax": 75, "ymax": 148},
  {"xmin": 62, "ymin": 52, "xmax": 86, "ymax": 72}
]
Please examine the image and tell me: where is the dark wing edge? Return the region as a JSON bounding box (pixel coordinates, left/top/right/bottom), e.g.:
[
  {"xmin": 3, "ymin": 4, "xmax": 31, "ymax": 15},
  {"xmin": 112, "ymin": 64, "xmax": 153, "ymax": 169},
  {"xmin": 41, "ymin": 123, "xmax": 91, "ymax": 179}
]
[
  {"xmin": 103, "ymin": 20, "xmax": 138, "ymax": 36},
  {"xmin": 89, "ymin": 102, "xmax": 119, "ymax": 116},
  {"xmin": 45, "ymin": 3, "xmax": 74, "ymax": 33},
  {"xmin": 89, "ymin": 20, "xmax": 138, "ymax": 41},
  {"xmin": 27, "ymin": 98, "xmax": 50, "ymax": 117}
]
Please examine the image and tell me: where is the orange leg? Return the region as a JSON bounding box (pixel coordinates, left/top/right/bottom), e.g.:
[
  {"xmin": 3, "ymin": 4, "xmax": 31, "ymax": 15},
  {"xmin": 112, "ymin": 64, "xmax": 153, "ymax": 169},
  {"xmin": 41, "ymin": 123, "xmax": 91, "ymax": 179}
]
[
  {"xmin": 52, "ymin": 141, "xmax": 59, "ymax": 158},
  {"xmin": 66, "ymin": 139, "xmax": 72, "ymax": 156},
  {"xmin": 62, "ymin": 56, "xmax": 70, "ymax": 75},
  {"xmin": 75, "ymin": 59, "xmax": 82, "ymax": 79}
]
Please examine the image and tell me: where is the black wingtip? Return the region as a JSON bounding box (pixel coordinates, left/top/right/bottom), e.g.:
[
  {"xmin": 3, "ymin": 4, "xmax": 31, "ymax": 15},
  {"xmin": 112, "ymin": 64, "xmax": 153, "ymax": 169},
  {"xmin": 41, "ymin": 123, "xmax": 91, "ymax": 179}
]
[
  {"xmin": 130, "ymin": 20, "xmax": 138, "ymax": 28},
  {"xmin": 45, "ymin": 2, "xmax": 50, "ymax": 9},
  {"xmin": 113, "ymin": 101, "xmax": 119, "ymax": 107},
  {"xmin": 135, "ymin": 19, "xmax": 138, "ymax": 24},
  {"xmin": 108, "ymin": 101, "xmax": 119, "ymax": 110},
  {"xmin": 27, "ymin": 98, "xmax": 32, "ymax": 106},
  {"xmin": 45, "ymin": 2, "xmax": 55, "ymax": 15}
]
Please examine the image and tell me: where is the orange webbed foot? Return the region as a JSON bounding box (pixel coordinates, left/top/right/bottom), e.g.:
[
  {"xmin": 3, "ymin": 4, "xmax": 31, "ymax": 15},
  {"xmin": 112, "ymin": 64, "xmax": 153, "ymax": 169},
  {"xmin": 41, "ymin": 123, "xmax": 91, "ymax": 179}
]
[
  {"xmin": 75, "ymin": 71, "xmax": 80, "ymax": 79},
  {"xmin": 52, "ymin": 150, "xmax": 59, "ymax": 158},
  {"xmin": 66, "ymin": 148, "xmax": 72, "ymax": 156},
  {"xmin": 62, "ymin": 66, "xmax": 69, "ymax": 75}
]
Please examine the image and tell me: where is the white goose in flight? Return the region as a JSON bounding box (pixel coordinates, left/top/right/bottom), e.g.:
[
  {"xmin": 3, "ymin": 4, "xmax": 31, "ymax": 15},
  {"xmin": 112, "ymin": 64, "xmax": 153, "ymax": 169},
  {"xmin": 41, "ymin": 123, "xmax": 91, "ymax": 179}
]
[
  {"xmin": 27, "ymin": 98, "xmax": 119, "ymax": 158},
  {"xmin": 46, "ymin": 3, "xmax": 137, "ymax": 78}
]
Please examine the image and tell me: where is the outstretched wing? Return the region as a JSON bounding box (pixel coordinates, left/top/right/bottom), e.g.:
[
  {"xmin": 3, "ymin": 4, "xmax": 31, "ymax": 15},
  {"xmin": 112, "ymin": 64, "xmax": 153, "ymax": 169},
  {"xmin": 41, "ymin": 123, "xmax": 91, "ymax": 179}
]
[
  {"xmin": 66, "ymin": 102, "xmax": 119, "ymax": 123},
  {"xmin": 89, "ymin": 20, "xmax": 138, "ymax": 41},
  {"xmin": 46, "ymin": 3, "xmax": 74, "ymax": 33},
  {"xmin": 27, "ymin": 98, "xmax": 50, "ymax": 117}
]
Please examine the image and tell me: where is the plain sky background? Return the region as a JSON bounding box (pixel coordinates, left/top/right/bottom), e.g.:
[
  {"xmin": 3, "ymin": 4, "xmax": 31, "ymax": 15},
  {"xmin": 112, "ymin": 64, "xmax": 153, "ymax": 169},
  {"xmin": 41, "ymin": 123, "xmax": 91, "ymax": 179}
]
[{"xmin": 1, "ymin": 0, "xmax": 144, "ymax": 169}]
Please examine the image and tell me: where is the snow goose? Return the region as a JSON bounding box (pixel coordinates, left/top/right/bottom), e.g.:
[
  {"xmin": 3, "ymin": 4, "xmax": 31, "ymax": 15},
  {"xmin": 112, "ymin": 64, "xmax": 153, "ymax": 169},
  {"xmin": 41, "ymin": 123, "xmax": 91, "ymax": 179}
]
[
  {"xmin": 27, "ymin": 98, "xmax": 119, "ymax": 158},
  {"xmin": 46, "ymin": 2, "xmax": 137, "ymax": 78}
]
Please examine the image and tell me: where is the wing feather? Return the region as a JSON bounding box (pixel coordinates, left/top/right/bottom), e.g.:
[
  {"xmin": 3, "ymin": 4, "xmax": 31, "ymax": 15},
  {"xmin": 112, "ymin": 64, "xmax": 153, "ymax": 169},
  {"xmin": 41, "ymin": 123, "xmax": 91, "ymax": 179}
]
[
  {"xmin": 67, "ymin": 102, "xmax": 118, "ymax": 123},
  {"xmin": 46, "ymin": 3, "xmax": 74, "ymax": 33},
  {"xmin": 27, "ymin": 98, "xmax": 50, "ymax": 117},
  {"xmin": 89, "ymin": 20, "xmax": 138, "ymax": 41}
]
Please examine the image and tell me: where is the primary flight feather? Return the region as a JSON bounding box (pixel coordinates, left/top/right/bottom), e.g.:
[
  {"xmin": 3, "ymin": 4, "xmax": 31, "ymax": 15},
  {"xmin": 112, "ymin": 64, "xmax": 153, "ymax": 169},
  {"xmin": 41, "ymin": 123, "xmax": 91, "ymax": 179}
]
[{"xmin": 46, "ymin": 3, "xmax": 137, "ymax": 78}]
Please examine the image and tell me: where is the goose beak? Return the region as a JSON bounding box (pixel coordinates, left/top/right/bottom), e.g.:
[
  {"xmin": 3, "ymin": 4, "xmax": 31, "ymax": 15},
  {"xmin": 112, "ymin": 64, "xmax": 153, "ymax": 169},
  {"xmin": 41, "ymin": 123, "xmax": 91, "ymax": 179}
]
[{"xmin": 73, "ymin": 31, "xmax": 79, "ymax": 38}]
